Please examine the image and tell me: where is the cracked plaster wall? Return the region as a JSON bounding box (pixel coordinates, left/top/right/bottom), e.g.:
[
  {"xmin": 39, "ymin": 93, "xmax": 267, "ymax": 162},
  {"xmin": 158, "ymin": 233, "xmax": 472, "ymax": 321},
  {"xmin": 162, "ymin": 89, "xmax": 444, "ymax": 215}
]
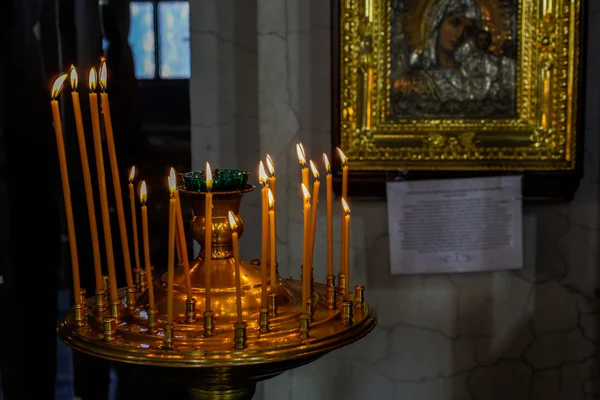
[{"xmin": 189, "ymin": 1, "xmax": 600, "ymax": 398}]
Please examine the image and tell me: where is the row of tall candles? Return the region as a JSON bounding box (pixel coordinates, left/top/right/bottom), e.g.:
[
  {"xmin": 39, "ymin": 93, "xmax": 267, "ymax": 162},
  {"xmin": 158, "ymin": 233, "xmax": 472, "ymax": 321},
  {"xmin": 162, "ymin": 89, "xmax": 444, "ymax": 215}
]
[{"xmin": 49, "ymin": 62, "xmax": 352, "ymax": 327}]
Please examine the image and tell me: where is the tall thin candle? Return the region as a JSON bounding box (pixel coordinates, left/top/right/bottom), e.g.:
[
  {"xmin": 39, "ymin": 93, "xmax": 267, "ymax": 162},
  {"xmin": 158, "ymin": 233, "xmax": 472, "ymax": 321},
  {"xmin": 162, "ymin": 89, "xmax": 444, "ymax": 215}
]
[
  {"xmin": 69, "ymin": 67, "xmax": 102, "ymax": 292},
  {"xmin": 341, "ymin": 198, "xmax": 351, "ymax": 300},
  {"xmin": 173, "ymin": 168, "xmax": 192, "ymax": 300},
  {"xmin": 88, "ymin": 68, "xmax": 118, "ymax": 302},
  {"xmin": 301, "ymin": 184, "xmax": 311, "ymax": 312},
  {"xmin": 99, "ymin": 60, "xmax": 134, "ymax": 290},
  {"xmin": 228, "ymin": 211, "xmax": 243, "ymax": 324},
  {"xmin": 337, "ymin": 148, "xmax": 348, "ymax": 200},
  {"xmin": 50, "ymin": 74, "xmax": 81, "ymax": 307},
  {"xmin": 204, "ymin": 163, "xmax": 213, "ymax": 312},
  {"xmin": 128, "ymin": 166, "xmax": 141, "ymax": 276},
  {"xmin": 323, "ymin": 154, "xmax": 334, "ymax": 279},
  {"xmin": 268, "ymin": 189, "xmax": 276, "ymax": 287},
  {"xmin": 259, "ymin": 161, "xmax": 269, "ymax": 308},
  {"xmin": 296, "ymin": 143, "xmax": 308, "ymax": 189},
  {"xmin": 308, "ymin": 160, "xmax": 320, "ymax": 274},
  {"xmin": 140, "ymin": 181, "xmax": 155, "ymax": 309},
  {"xmin": 266, "ymin": 154, "xmax": 277, "ymax": 271},
  {"xmin": 167, "ymin": 171, "xmax": 177, "ymax": 326}
]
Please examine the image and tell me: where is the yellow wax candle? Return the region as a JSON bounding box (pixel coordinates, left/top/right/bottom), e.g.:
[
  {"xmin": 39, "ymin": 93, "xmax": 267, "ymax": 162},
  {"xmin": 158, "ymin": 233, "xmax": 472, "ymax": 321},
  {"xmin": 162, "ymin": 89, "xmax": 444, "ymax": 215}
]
[
  {"xmin": 301, "ymin": 184, "xmax": 311, "ymax": 311},
  {"xmin": 172, "ymin": 168, "xmax": 192, "ymax": 300},
  {"xmin": 128, "ymin": 166, "xmax": 141, "ymax": 275},
  {"xmin": 69, "ymin": 67, "xmax": 102, "ymax": 292},
  {"xmin": 228, "ymin": 211, "xmax": 243, "ymax": 324},
  {"xmin": 140, "ymin": 182, "xmax": 155, "ymax": 309},
  {"xmin": 342, "ymin": 198, "xmax": 351, "ymax": 300},
  {"xmin": 308, "ymin": 161, "xmax": 320, "ymax": 275},
  {"xmin": 99, "ymin": 60, "xmax": 134, "ymax": 290},
  {"xmin": 167, "ymin": 173, "xmax": 177, "ymax": 326},
  {"xmin": 337, "ymin": 148, "xmax": 348, "ymax": 200},
  {"xmin": 51, "ymin": 74, "xmax": 81, "ymax": 307},
  {"xmin": 268, "ymin": 189, "xmax": 276, "ymax": 287},
  {"xmin": 323, "ymin": 154, "xmax": 333, "ymax": 278},
  {"xmin": 296, "ymin": 143, "xmax": 308, "ymax": 189},
  {"xmin": 266, "ymin": 154, "xmax": 277, "ymax": 269},
  {"xmin": 204, "ymin": 163, "xmax": 213, "ymax": 312},
  {"xmin": 259, "ymin": 161, "xmax": 269, "ymax": 308},
  {"xmin": 89, "ymin": 68, "xmax": 118, "ymax": 302}
]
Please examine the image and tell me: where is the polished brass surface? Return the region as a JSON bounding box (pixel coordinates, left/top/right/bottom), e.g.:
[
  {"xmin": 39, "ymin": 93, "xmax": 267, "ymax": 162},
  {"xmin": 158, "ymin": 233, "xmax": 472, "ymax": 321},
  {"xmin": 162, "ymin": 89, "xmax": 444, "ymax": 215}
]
[
  {"xmin": 354, "ymin": 285, "xmax": 365, "ymax": 308},
  {"xmin": 94, "ymin": 289, "xmax": 106, "ymax": 312},
  {"xmin": 186, "ymin": 298, "xmax": 197, "ymax": 323},
  {"xmin": 57, "ymin": 185, "xmax": 376, "ymax": 399},
  {"xmin": 203, "ymin": 310, "xmax": 215, "ymax": 337},
  {"xmin": 339, "ymin": 0, "xmax": 583, "ymax": 170},
  {"xmin": 73, "ymin": 304, "xmax": 86, "ymax": 327}
]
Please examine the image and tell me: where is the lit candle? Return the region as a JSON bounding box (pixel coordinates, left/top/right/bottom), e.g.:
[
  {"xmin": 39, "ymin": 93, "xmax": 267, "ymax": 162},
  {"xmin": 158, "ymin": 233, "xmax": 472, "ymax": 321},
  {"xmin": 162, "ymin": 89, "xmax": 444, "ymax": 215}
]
[
  {"xmin": 323, "ymin": 153, "xmax": 333, "ymax": 279},
  {"xmin": 99, "ymin": 60, "xmax": 134, "ymax": 290},
  {"xmin": 259, "ymin": 161, "xmax": 269, "ymax": 308},
  {"xmin": 228, "ymin": 211, "xmax": 243, "ymax": 324},
  {"xmin": 341, "ymin": 198, "xmax": 351, "ymax": 300},
  {"xmin": 268, "ymin": 189, "xmax": 276, "ymax": 287},
  {"xmin": 204, "ymin": 163, "xmax": 213, "ymax": 312},
  {"xmin": 296, "ymin": 143, "xmax": 308, "ymax": 189},
  {"xmin": 128, "ymin": 166, "xmax": 141, "ymax": 277},
  {"xmin": 172, "ymin": 168, "xmax": 192, "ymax": 300},
  {"xmin": 308, "ymin": 160, "xmax": 320, "ymax": 275},
  {"xmin": 337, "ymin": 148, "xmax": 348, "ymax": 200},
  {"xmin": 69, "ymin": 66, "xmax": 102, "ymax": 293},
  {"xmin": 301, "ymin": 183, "xmax": 311, "ymax": 312},
  {"xmin": 88, "ymin": 67, "xmax": 118, "ymax": 302},
  {"xmin": 266, "ymin": 154, "xmax": 277, "ymax": 270},
  {"xmin": 140, "ymin": 181, "xmax": 155, "ymax": 309},
  {"xmin": 167, "ymin": 171, "xmax": 177, "ymax": 326},
  {"xmin": 50, "ymin": 74, "xmax": 81, "ymax": 307}
]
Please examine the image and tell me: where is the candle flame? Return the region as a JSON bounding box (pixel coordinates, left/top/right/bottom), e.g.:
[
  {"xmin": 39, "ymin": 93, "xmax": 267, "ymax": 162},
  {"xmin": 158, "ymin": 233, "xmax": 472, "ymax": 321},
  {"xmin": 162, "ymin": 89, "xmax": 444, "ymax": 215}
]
[
  {"xmin": 129, "ymin": 166, "xmax": 136, "ymax": 182},
  {"xmin": 69, "ymin": 66, "xmax": 78, "ymax": 90},
  {"xmin": 309, "ymin": 160, "xmax": 319, "ymax": 181},
  {"xmin": 51, "ymin": 74, "xmax": 68, "ymax": 99},
  {"xmin": 258, "ymin": 161, "xmax": 268, "ymax": 185},
  {"xmin": 206, "ymin": 162, "xmax": 213, "ymax": 192},
  {"xmin": 266, "ymin": 154, "xmax": 275, "ymax": 176},
  {"xmin": 228, "ymin": 211, "xmax": 237, "ymax": 232},
  {"xmin": 301, "ymin": 183, "xmax": 311, "ymax": 203},
  {"xmin": 88, "ymin": 67, "xmax": 97, "ymax": 91},
  {"xmin": 337, "ymin": 148, "xmax": 348, "ymax": 167},
  {"xmin": 99, "ymin": 60, "xmax": 107, "ymax": 91},
  {"xmin": 140, "ymin": 181, "xmax": 147, "ymax": 205},
  {"xmin": 341, "ymin": 197, "xmax": 350, "ymax": 215},
  {"xmin": 168, "ymin": 167, "xmax": 176, "ymax": 194},
  {"xmin": 268, "ymin": 188, "xmax": 275, "ymax": 210},
  {"xmin": 323, "ymin": 153, "xmax": 331, "ymax": 174},
  {"xmin": 296, "ymin": 143, "xmax": 306, "ymax": 167}
]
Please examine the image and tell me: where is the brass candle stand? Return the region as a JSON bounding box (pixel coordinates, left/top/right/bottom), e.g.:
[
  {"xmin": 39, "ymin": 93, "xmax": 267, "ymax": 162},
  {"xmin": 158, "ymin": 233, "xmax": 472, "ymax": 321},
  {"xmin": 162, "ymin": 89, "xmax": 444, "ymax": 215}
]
[{"xmin": 57, "ymin": 183, "xmax": 376, "ymax": 400}]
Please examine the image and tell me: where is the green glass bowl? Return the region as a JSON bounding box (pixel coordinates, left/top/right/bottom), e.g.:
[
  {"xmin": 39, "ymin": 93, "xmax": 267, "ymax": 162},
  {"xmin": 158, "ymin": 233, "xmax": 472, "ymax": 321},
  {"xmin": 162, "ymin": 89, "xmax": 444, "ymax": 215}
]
[{"xmin": 181, "ymin": 169, "xmax": 250, "ymax": 192}]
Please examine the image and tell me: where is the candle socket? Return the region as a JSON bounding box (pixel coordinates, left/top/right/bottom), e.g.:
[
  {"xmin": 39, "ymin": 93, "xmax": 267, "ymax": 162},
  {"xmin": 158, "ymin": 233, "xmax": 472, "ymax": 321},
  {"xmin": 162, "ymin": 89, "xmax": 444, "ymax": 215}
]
[
  {"xmin": 94, "ymin": 289, "xmax": 107, "ymax": 313},
  {"xmin": 126, "ymin": 287, "xmax": 136, "ymax": 311},
  {"xmin": 147, "ymin": 307, "xmax": 157, "ymax": 333},
  {"xmin": 133, "ymin": 268, "xmax": 141, "ymax": 289},
  {"xmin": 203, "ymin": 310, "xmax": 215, "ymax": 337},
  {"xmin": 79, "ymin": 288, "xmax": 87, "ymax": 307},
  {"xmin": 326, "ymin": 282, "xmax": 337, "ymax": 310},
  {"xmin": 342, "ymin": 301, "xmax": 354, "ymax": 325},
  {"xmin": 259, "ymin": 307, "xmax": 269, "ymax": 333},
  {"xmin": 233, "ymin": 322, "xmax": 248, "ymax": 349},
  {"xmin": 110, "ymin": 299, "xmax": 121, "ymax": 320},
  {"xmin": 185, "ymin": 298, "xmax": 196, "ymax": 323},
  {"xmin": 269, "ymin": 292, "xmax": 277, "ymax": 317},
  {"xmin": 138, "ymin": 268, "xmax": 148, "ymax": 293},
  {"xmin": 305, "ymin": 299, "xmax": 313, "ymax": 322},
  {"xmin": 73, "ymin": 304, "xmax": 86, "ymax": 327},
  {"xmin": 354, "ymin": 285, "xmax": 365, "ymax": 308},
  {"xmin": 103, "ymin": 316, "xmax": 116, "ymax": 341},
  {"xmin": 337, "ymin": 273, "xmax": 347, "ymax": 300},
  {"xmin": 163, "ymin": 324, "xmax": 174, "ymax": 349},
  {"xmin": 299, "ymin": 314, "xmax": 310, "ymax": 339}
]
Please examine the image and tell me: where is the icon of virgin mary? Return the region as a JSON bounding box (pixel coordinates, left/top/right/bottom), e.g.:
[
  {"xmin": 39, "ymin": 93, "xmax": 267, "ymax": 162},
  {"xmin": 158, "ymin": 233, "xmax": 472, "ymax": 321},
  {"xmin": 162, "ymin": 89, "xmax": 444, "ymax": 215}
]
[{"xmin": 391, "ymin": 0, "xmax": 517, "ymax": 118}]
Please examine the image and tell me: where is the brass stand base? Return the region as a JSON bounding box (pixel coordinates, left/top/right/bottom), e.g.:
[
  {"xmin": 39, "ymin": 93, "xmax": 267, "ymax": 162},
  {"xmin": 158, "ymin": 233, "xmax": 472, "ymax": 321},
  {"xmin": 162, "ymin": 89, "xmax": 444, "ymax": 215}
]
[{"xmin": 187, "ymin": 385, "xmax": 255, "ymax": 400}]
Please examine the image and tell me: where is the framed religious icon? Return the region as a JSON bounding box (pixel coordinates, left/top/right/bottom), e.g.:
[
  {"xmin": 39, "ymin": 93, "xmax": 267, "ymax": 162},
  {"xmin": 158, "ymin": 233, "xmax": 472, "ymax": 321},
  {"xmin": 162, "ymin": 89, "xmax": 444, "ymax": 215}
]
[{"xmin": 332, "ymin": 0, "xmax": 587, "ymax": 200}]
